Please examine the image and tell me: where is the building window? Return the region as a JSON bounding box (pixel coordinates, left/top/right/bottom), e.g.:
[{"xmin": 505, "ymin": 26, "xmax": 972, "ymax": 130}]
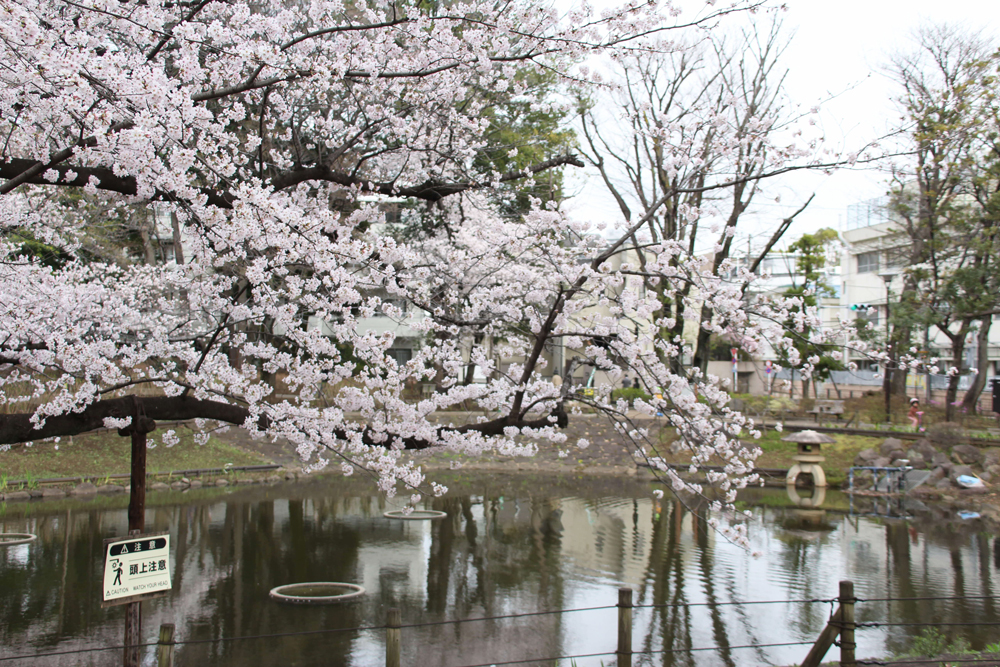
[
  {"xmin": 853, "ymin": 359, "xmax": 879, "ymax": 372},
  {"xmin": 856, "ymin": 251, "xmax": 880, "ymax": 274},
  {"xmin": 386, "ymin": 348, "xmax": 412, "ymax": 366}
]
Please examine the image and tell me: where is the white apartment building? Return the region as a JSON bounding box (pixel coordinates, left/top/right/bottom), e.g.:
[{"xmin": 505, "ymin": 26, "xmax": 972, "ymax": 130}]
[{"xmin": 840, "ymin": 197, "xmax": 1000, "ymax": 396}]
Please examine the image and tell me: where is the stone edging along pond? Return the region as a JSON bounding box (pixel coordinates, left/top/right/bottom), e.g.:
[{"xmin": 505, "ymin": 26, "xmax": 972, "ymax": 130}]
[{"xmin": 0, "ymin": 464, "xmax": 283, "ymax": 503}]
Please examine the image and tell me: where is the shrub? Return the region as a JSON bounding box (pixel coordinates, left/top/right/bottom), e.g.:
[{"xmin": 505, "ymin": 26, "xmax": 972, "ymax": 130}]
[
  {"xmin": 611, "ymin": 387, "xmax": 652, "ymax": 406},
  {"xmin": 907, "ymin": 628, "xmax": 948, "ymax": 657}
]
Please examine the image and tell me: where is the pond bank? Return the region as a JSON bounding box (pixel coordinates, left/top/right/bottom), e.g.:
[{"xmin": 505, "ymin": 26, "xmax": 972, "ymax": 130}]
[{"xmin": 5, "ymin": 413, "xmax": 1000, "ymax": 530}]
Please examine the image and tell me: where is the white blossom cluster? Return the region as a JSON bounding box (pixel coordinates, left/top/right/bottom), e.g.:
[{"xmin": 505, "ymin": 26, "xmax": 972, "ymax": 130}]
[{"xmin": 0, "ymin": 0, "xmax": 888, "ymax": 546}]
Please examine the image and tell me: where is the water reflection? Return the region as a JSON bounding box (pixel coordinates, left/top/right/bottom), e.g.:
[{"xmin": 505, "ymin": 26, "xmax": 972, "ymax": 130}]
[{"xmin": 1, "ymin": 479, "xmax": 998, "ymax": 666}]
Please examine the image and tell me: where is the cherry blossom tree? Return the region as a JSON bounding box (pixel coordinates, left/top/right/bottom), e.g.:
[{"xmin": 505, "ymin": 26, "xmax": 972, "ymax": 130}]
[{"xmin": 0, "ymin": 0, "xmax": 843, "ymax": 538}]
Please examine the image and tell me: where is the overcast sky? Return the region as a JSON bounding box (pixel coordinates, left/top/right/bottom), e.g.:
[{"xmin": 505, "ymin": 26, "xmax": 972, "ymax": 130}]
[{"xmin": 563, "ymin": 0, "xmax": 999, "ymax": 252}]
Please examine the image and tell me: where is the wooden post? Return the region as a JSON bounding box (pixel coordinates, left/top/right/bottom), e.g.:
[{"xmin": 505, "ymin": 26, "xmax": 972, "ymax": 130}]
[
  {"xmin": 386, "ymin": 608, "xmax": 401, "ymax": 667},
  {"xmin": 122, "ymin": 405, "xmax": 156, "ymax": 667},
  {"xmin": 801, "ymin": 607, "xmax": 843, "ymax": 667},
  {"xmin": 127, "ymin": 428, "xmax": 147, "ymax": 533},
  {"xmin": 617, "ymin": 587, "xmax": 633, "ymax": 667},
  {"xmin": 157, "ymin": 624, "xmax": 175, "ymax": 667},
  {"xmin": 840, "ymin": 580, "xmax": 856, "ymax": 667}
]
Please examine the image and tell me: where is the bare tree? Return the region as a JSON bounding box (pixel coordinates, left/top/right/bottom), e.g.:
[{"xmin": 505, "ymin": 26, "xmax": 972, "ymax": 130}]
[{"xmin": 578, "ymin": 16, "xmax": 817, "ymax": 380}]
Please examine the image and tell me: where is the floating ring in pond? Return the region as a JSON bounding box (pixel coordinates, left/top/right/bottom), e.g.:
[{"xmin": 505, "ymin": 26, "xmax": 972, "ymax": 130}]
[
  {"xmin": 0, "ymin": 533, "xmax": 37, "ymax": 547},
  {"xmin": 269, "ymin": 582, "xmax": 365, "ymax": 605},
  {"xmin": 383, "ymin": 509, "xmax": 447, "ymax": 520}
]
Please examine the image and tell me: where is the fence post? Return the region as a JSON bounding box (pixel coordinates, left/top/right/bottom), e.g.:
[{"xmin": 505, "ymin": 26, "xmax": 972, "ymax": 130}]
[
  {"xmin": 840, "ymin": 580, "xmax": 856, "ymax": 667},
  {"xmin": 617, "ymin": 587, "xmax": 633, "ymax": 667},
  {"xmin": 156, "ymin": 624, "xmax": 175, "ymax": 667},
  {"xmin": 386, "ymin": 608, "xmax": 401, "ymax": 667}
]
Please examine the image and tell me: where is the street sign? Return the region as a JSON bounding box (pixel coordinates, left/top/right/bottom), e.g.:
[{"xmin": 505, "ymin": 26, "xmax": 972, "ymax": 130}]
[
  {"xmin": 765, "ymin": 360, "xmax": 773, "ymax": 374},
  {"xmin": 102, "ymin": 532, "xmax": 171, "ymax": 607}
]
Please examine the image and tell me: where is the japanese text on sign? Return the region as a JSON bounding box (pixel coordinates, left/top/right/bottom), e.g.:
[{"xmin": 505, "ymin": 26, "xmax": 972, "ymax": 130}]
[{"xmin": 103, "ymin": 534, "xmax": 171, "ymax": 603}]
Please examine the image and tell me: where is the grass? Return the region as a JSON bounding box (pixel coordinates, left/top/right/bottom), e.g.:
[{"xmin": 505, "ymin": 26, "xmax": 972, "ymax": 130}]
[
  {"xmin": 896, "ymin": 628, "xmax": 977, "ymax": 659},
  {"xmin": 658, "ymin": 427, "xmax": 882, "ymax": 486},
  {"xmin": 752, "ymin": 430, "xmax": 882, "ymax": 484},
  {"xmin": 0, "ymin": 427, "xmax": 268, "ymax": 481}
]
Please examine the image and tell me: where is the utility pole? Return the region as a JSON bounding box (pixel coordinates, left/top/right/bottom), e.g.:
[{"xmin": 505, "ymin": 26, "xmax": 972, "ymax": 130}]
[{"xmin": 879, "ymin": 270, "xmax": 899, "ymax": 424}]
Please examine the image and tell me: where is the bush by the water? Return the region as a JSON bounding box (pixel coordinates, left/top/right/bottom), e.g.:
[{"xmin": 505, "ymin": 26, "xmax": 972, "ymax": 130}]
[{"xmin": 897, "ymin": 627, "xmax": 974, "ymax": 659}]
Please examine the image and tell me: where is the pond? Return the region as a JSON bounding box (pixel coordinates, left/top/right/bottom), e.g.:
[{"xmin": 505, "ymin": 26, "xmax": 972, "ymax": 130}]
[{"xmin": 2, "ymin": 474, "xmax": 998, "ymax": 666}]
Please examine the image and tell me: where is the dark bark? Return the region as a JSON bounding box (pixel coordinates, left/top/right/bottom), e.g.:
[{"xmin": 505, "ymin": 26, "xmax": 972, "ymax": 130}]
[
  {"xmin": 0, "ymin": 154, "xmax": 584, "ymax": 209},
  {"xmin": 0, "ymin": 394, "xmax": 562, "ymax": 449},
  {"xmin": 961, "ymin": 316, "xmax": 993, "ymax": 413},
  {"xmin": 944, "ymin": 330, "xmax": 969, "ymax": 422}
]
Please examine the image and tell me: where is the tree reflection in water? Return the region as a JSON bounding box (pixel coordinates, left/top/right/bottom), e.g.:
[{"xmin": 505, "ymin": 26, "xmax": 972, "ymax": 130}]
[{"xmin": 1, "ymin": 480, "xmax": 999, "ymax": 666}]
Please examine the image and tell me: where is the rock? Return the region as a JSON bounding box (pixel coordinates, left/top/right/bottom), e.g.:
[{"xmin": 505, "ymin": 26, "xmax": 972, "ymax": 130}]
[
  {"xmin": 881, "ymin": 438, "xmax": 904, "ymax": 456},
  {"xmin": 906, "ymin": 452, "xmax": 926, "ymax": 469},
  {"xmin": 70, "ymin": 482, "xmax": 97, "ymax": 496},
  {"xmin": 980, "ymin": 471, "xmax": 993, "ymax": 483},
  {"xmin": 932, "ymin": 452, "xmax": 951, "ymax": 468},
  {"xmin": 888, "ymin": 450, "xmax": 907, "ymax": 464},
  {"xmin": 181, "ymin": 477, "xmax": 190, "ymax": 484},
  {"xmin": 150, "ymin": 482, "xmax": 170, "ymax": 491},
  {"xmin": 854, "ymin": 448, "xmax": 880, "ymax": 466},
  {"xmin": 189, "ymin": 480, "xmax": 203, "ymax": 488},
  {"xmin": 215, "ymin": 478, "xmax": 229, "ymax": 486},
  {"xmin": 928, "ymin": 422, "xmax": 964, "ymax": 447},
  {"xmin": 927, "ymin": 467, "xmax": 947, "ymax": 484},
  {"xmin": 903, "ymin": 498, "xmax": 930, "ymax": 514},
  {"xmin": 985, "ymin": 449, "xmax": 1000, "ymax": 468},
  {"xmin": 891, "ymin": 458, "xmax": 909, "ymax": 468},
  {"xmin": 959, "ymin": 487, "xmax": 989, "ymax": 495},
  {"xmin": 170, "ymin": 481, "xmax": 187, "ymax": 490},
  {"xmin": 96, "ymin": 485, "xmax": 124, "ymax": 494},
  {"xmin": 41, "ymin": 488, "xmax": 66, "ymax": 498},
  {"xmin": 873, "ymin": 457, "xmax": 891, "ymax": 468},
  {"xmin": 989, "ymin": 464, "xmax": 1000, "ymax": 477},
  {"xmin": 4, "ymin": 491, "xmax": 30, "ymax": 501},
  {"xmin": 915, "ymin": 439, "xmax": 938, "ymax": 460},
  {"xmin": 284, "ymin": 472, "xmax": 297, "ymax": 481},
  {"xmin": 265, "ymin": 475, "xmax": 281, "ymax": 484},
  {"xmin": 28, "ymin": 489, "xmax": 44, "ymax": 498},
  {"xmin": 934, "ymin": 478, "xmax": 954, "ymax": 490},
  {"xmin": 949, "ymin": 465, "xmax": 975, "ymax": 483},
  {"xmin": 952, "ymin": 444, "xmax": 983, "ymax": 465}
]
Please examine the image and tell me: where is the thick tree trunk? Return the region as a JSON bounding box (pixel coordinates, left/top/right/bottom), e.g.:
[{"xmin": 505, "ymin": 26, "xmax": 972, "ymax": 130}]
[
  {"xmin": 170, "ymin": 212, "xmax": 185, "ymax": 265},
  {"xmin": 961, "ymin": 316, "xmax": 992, "ymax": 413},
  {"xmin": 692, "ymin": 310, "xmax": 712, "ymax": 376},
  {"xmin": 945, "ymin": 340, "xmax": 965, "ymax": 422},
  {"xmin": 138, "ymin": 222, "xmax": 156, "ymax": 265}
]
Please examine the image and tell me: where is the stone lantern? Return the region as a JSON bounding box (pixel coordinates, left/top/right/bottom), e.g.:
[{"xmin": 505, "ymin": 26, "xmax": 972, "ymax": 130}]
[{"xmin": 783, "ymin": 430, "xmax": 836, "ymax": 488}]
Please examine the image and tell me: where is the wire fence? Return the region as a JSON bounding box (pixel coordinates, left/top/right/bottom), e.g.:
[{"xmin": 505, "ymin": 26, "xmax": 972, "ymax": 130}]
[{"xmin": 3, "ymin": 584, "xmax": 1000, "ymax": 666}]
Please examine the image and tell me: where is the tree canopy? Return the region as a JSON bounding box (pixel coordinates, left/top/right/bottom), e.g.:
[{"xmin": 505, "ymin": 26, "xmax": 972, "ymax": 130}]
[{"xmin": 0, "ymin": 0, "xmax": 844, "ymax": 537}]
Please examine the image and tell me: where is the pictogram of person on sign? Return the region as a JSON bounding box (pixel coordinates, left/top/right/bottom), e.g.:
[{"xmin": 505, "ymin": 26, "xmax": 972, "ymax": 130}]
[{"xmin": 111, "ymin": 559, "xmax": 123, "ymax": 586}]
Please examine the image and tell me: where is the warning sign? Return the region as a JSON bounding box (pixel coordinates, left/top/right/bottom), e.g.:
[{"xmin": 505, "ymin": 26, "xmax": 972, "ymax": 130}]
[{"xmin": 102, "ymin": 532, "xmax": 171, "ymax": 606}]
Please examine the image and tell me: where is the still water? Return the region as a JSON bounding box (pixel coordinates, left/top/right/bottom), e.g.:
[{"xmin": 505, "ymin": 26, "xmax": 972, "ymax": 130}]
[{"xmin": 2, "ymin": 474, "xmax": 998, "ymax": 666}]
